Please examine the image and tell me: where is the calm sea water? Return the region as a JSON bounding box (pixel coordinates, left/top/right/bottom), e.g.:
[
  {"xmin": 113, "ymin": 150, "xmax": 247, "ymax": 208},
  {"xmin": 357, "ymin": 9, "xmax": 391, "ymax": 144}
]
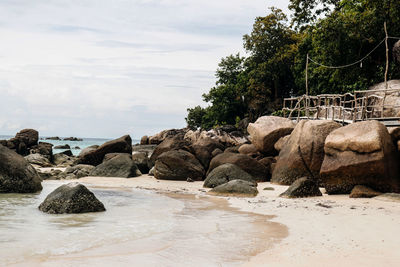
[
  {"xmin": 0, "ymin": 135, "xmax": 140, "ymax": 156},
  {"xmin": 0, "ymin": 181, "xmax": 282, "ymax": 267}
]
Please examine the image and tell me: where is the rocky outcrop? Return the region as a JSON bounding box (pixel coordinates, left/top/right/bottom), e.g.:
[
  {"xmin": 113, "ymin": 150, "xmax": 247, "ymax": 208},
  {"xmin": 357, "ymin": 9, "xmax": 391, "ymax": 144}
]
[
  {"xmin": 132, "ymin": 152, "xmax": 150, "ymax": 174},
  {"xmin": 0, "ymin": 129, "xmax": 39, "ymax": 156},
  {"xmin": 0, "ymin": 145, "xmax": 42, "ymax": 193},
  {"xmin": 208, "ymin": 152, "xmax": 269, "ymax": 182},
  {"xmin": 149, "ymin": 129, "xmax": 187, "ymax": 145},
  {"xmin": 89, "ymin": 153, "xmax": 141, "ymax": 178},
  {"xmin": 203, "ymin": 163, "xmax": 255, "ymax": 188},
  {"xmin": 208, "ymin": 180, "xmax": 258, "ymax": 197},
  {"xmin": 349, "ymin": 185, "xmax": 382, "ymax": 198},
  {"xmin": 272, "ymin": 120, "xmax": 341, "ymax": 185},
  {"xmin": 149, "ymin": 134, "xmax": 192, "ymax": 167},
  {"xmin": 154, "ymin": 150, "xmax": 205, "ymax": 181},
  {"xmin": 247, "ymin": 116, "xmax": 295, "ymax": 155},
  {"xmin": 25, "ymin": 153, "xmax": 53, "ymax": 167},
  {"xmin": 320, "ymin": 121, "xmax": 400, "ymax": 194},
  {"xmin": 279, "ymin": 177, "xmax": 322, "ymax": 198},
  {"xmin": 184, "ymin": 128, "xmax": 248, "ymax": 147},
  {"xmin": 38, "ymin": 183, "xmax": 105, "ymax": 214},
  {"xmin": 191, "ymin": 138, "xmax": 224, "ymax": 169},
  {"xmin": 63, "ymin": 137, "xmax": 83, "ymax": 141},
  {"xmin": 77, "ymin": 135, "xmax": 132, "ymax": 166}
]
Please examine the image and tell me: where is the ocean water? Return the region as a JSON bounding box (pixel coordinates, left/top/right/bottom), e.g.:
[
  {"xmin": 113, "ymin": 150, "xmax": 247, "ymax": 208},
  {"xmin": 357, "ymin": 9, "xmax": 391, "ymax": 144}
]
[
  {"xmin": 0, "ymin": 181, "xmax": 284, "ymax": 267},
  {"xmin": 0, "ymin": 135, "xmax": 140, "ymax": 156}
]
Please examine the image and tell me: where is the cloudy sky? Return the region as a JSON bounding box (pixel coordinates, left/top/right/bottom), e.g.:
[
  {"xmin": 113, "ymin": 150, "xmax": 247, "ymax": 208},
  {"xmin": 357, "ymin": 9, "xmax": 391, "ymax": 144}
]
[{"xmin": 0, "ymin": 0, "xmax": 290, "ymax": 139}]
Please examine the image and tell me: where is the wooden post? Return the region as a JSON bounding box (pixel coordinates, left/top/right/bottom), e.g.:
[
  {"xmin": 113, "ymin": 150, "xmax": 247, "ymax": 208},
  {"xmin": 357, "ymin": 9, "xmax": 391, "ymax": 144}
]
[
  {"xmin": 306, "ymin": 54, "xmax": 309, "ymax": 96},
  {"xmin": 384, "ymin": 22, "xmax": 389, "ymax": 89}
]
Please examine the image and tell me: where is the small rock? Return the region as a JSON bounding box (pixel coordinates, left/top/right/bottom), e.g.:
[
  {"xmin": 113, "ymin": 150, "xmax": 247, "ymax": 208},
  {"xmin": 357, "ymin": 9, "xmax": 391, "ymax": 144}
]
[
  {"xmin": 208, "ymin": 180, "xmax": 258, "ymax": 197},
  {"xmin": 350, "ymin": 185, "xmax": 382, "ymax": 198},
  {"xmin": 280, "ymin": 177, "xmax": 322, "ymax": 198}
]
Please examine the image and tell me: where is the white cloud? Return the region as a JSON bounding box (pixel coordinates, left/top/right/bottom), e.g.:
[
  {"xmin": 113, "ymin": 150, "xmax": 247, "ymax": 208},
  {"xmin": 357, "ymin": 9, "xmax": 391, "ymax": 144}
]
[{"xmin": 0, "ymin": 0, "xmax": 290, "ymax": 138}]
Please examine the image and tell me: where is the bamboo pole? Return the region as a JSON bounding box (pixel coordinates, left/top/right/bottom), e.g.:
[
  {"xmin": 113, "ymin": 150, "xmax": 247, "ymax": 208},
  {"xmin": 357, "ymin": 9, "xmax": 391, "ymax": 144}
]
[
  {"xmin": 306, "ymin": 54, "xmax": 309, "ymax": 96},
  {"xmin": 384, "ymin": 22, "xmax": 389, "ymax": 89}
]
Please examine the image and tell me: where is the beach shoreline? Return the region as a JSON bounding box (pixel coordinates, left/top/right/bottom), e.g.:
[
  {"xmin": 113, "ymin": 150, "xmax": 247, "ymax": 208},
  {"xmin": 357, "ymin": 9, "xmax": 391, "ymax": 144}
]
[{"xmin": 74, "ymin": 175, "xmax": 400, "ymax": 267}]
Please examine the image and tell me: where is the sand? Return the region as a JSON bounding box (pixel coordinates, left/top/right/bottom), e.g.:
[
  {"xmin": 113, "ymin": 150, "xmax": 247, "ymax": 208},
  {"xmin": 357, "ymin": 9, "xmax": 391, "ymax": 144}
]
[{"xmin": 74, "ymin": 175, "xmax": 400, "ymax": 267}]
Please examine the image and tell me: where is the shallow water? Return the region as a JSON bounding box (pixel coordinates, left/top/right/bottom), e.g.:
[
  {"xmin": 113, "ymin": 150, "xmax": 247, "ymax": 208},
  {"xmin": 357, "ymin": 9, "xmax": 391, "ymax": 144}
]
[{"xmin": 0, "ymin": 181, "xmax": 285, "ymax": 267}]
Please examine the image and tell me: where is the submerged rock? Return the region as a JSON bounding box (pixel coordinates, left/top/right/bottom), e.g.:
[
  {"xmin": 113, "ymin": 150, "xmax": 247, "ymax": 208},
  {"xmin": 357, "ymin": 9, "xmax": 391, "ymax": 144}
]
[
  {"xmin": 279, "ymin": 177, "xmax": 322, "ymax": 198},
  {"xmin": 89, "ymin": 153, "xmax": 141, "ymax": 178},
  {"xmin": 203, "ymin": 163, "xmax": 255, "ymax": 188},
  {"xmin": 208, "ymin": 180, "xmax": 258, "ymax": 197},
  {"xmin": 0, "ymin": 145, "xmax": 42, "ymax": 193},
  {"xmin": 38, "ymin": 183, "xmax": 105, "ymax": 214}
]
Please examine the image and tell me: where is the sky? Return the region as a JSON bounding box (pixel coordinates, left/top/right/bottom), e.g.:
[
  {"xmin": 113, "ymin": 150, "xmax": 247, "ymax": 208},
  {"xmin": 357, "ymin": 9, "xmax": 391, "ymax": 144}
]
[{"xmin": 0, "ymin": 0, "xmax": 290, "ymax": 139}]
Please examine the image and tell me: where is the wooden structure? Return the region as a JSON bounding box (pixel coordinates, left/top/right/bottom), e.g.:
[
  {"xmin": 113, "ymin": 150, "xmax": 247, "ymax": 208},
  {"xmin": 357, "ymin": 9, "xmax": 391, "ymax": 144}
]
[{"xmin": 282, "ymin": 88, "xmax": 400, "ymax": 126}]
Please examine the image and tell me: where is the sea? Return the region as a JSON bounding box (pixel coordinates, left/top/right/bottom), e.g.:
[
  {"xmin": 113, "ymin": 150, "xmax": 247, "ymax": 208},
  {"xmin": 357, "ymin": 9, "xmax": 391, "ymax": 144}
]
[
  {"xmin": 0, "ymin": 135, "xmax": 141, "ymax": 156},
  {"xmin": 0, "ymin": 181, "xmax": 282, "ymax": 267}
]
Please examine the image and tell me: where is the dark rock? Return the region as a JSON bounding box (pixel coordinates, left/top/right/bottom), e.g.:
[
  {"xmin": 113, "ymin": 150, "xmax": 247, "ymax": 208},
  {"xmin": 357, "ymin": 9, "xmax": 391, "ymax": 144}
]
[
  {"xmin": 203, "ymin": 163, "xmax": 255, "ymax": 188},
  {"xmin": 350, "ymin": 185, "xmax": 382, "ymax": 198},
  {"xmin": 132, "ymin": 152, "xmax": 150, "ymax": 174},
  {"xmin": 53, "ymin": 153, "xmax": 75, "ymax": 167},
  {"xmin": 149, "ymin": 134, "xmax": 192, "ymax": 167},
  {"xmin": 208, "ymin": 152, "xmax": 269, "ymax": 182},
  {"xmin": 90, "ymin": 153, "xmax": 141, "ymax": 178},
  {"xmin": 149, "ymin": 129, "xmax": 187, "ymax": 145},
  {"xmin": 393, "ymin": 40, "xmax": 400, "ymax": 64},
  {"xmin": 65, "ymin": 164, "xmax": 95, "ymax": 179},
  {"xmin": 73, "ymin": 146, "xmax": 81, "ymax": 149},
  {"xmin": 38, "ymin": 183, "xmax": 105, "ymax": 214},
  {"xmin": 154, "ymin": 150, "xmax": 205, "ymax": 181},
  {"xmin": 186, "ymin": 178, "xmax": 194, "ymax": 183},
  {"xmin": 54, "ymin": 144, "xmax": 70, "ymax": 149},
  {"xmin": 24, "ymin": 153, "xmax": 53, "ymax": 167},
  {"xmin": 211, "ymin": 148, "xmax": 223, "ymax": 157},
  {"xmin": 132, "ymin": 144, "xmax": 157, "ymax": 157},
  {"xmin": 15, "ymin": 129, "xmax": 39, "ymax": 147},
  {"xmin": 0, "ymin": 145, "xmax": 42, "ymax": 193},
  {"xmin": 77, "ymin": 135, "xmax": 132, "ymax": 166},
  {"xmin": 45, "ymin": 137, "xmax": 61, "ymax": 140},
  {"xmin": 63, "ymin": 137, "xmax": 83, "ymax": 141},
  {"xmin": 78, "ymin": 145, "xmax": 99, "ymax": 157},
  {"xmin": 103, "ymin": 153, "xmax": 131, "ymax": 162},
  {"xmin": 279, "ymin": 177, "xmax": 322, "ymax": 198},
  {"xmin": 30, "ymin": 142, "xmax": 53, "ymax": 160},
  {"xmin": 320, "ymin": 121, "xmax": 400, "ymax": 194},
  {"xmin": 224, "ymin": 146, "xmax": 240, "ymax": 153},
  {"xmin": 140, "ymin": 135, "xmax": 149, "ymax": 145},
  {"xmin": 272, "ymin": 120, "xmax": 341, "ymax": 185},
  {"xmin": 191, "ymin": 138, "xmax": 224, "ymax": 169},
  {"xmin": 208, "ymin": 180, "xmax": 258, "ymax": 197}
]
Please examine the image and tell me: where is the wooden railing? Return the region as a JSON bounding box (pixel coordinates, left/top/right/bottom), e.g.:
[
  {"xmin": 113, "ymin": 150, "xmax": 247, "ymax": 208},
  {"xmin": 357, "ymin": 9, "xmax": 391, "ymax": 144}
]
[{"xmin": 282, "ymin": 88, "xmax": 400, "ymax": 125}]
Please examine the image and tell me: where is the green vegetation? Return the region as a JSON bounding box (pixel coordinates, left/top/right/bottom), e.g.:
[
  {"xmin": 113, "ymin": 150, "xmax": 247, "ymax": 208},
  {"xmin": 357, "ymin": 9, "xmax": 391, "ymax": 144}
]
[{"xmin": 186, "ymin": 0, "xmax": 400, "ymax": 130}]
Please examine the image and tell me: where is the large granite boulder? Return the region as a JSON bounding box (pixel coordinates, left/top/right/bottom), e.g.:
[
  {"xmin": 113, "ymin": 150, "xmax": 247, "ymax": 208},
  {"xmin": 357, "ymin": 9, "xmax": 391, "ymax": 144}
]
[
  {"xmin": 203, "ymin": 163, "xmax": 255, "ymax": 188},
  {"xmin": 149, "ymin": 134, "xmax": 192, "ymax": 167},
  {"xmin": 279, "ymin": 177, "xmax": 322, "ymax": 198},
  {"xmin": 208, "ymin": 152, "xmax": 269, "ymax": 182},
  {"xmin": 208, "ymin": 180, "xmax": 258, "ymax": 197},
  {"xmin": 24, "ymin": 153, "xmax": 53, "ymax": 167},
  {"xmin": 77, "ymin": 135, "xmax": 132, "ymax": 166},
  {"xmin": 154, "ymin": 150, "xmax": 205, "ymax": 181},
  {"xmin": 78, "ymin": 145, "xmax": 99, "ymax": 158},
  {"xmin": 320, "ymin": 121, "xmax": 400, "ymax": 194},
  {"xmin": 89, "ymin": 153, "xmax": 141, "ymax": 178},
  {"xmin": 0, "ymin": 129, "xmax": 39, "ymax": 156},
  {"xmin": 191, "ymin": 138, "xmax": 224, "ymax": 169},
  {"xmin": 271, "ymin": 120, "xmax": 341, "ymax": 185},
  {"xmin": 0, "ymin": 145, "xmax": 42, "ymax": 193},
  {"xmin": 247, "ymin": 116, "xmax": 295, "ymax": 155},
  {"xmin": 15, "ymin": 129, "xmax": 39, "ymax": 147},
  {"xmin": 38, "ymin": 183, "xmax": 105, "ymax": 214}
]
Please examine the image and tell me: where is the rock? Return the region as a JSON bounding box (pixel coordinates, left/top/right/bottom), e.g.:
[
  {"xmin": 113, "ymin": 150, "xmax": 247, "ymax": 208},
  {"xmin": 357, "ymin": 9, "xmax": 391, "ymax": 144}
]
[
  {"xmin": 89, "ymin": 153, "xmax": 141, "ymax": 178},
  {"xmin": 225, "ymin": 146, "xmax": 240, "ymax": 153},
  {"xmin": 184, "ymin": 128, "xmax": 248, "ymax": 147},
  {"xmin": 279, "ymin": 177, "xmax": 322, "ymax": 198},
  {"xmin": 53, "ymin": 153, "xmax": 75, "ymax": 166},
  {"xmin": 140, "ymin": 135, "xmax": 149, "ymax": 145},
  {"xmin": 388, "ymin": 127, "xmax": 400, "ymax": 143},
  {"xmin": 0, "ymin": 145, "xmax": 42, "ymax": 193},
  {"xmin": 63, "ymin": 137, "xmax": 83, "ymax": 141},
  {"xmin": 208, "ymin": 152, "xmax": 269, "ymax": 182},
  {"xmin": 208, "ymin": 180, "xmax": 258, "ymax": 197},
  {"xmin": 272, "ymin": 120, "xmax": 341, "ymax": 185},
  {"xmin": 54, "ymin": 144, "xmax": 70, "ymax": 149},
  {"xmin": 393, "ymin": 41, "xmax": 400, "ymax": 63},
  {"xmin": 154, "ymin": 150, "xmax": 205, "ymax": 181},
  {"xmin": 78, "ymin": 145, "xmax": 99, "ymax": 157},
  {"xmin": 350, "ymin": 185, "xmax": 382, "ymax": 198},
  {"xmin": 274, "ymin": 135, "xmax": 290, "ymax": 153},
  {"xmin": 186, "ymin": 178, "xmax": 194, "ymax": 183},
  {"xmin": 73, "ymin": 146, "xmax": 81, "ymax": 149},
  {"xmin": 38, "ymin": 183, "xmax": 105, "ymax": 214},
  {"xmin": 77, "ymin": 135, "xmax": 132, "ymax": 166},
  {"xmin": 60, "ymin": 150, "xmax": 73, "ymax": 157},
  {"xmin": 103, "ymin": 153, "xmax": 131, "ymax": 162},
  {"xmin": 247, "ymin": 116, "xmax": 295, "ymax": 155},
  {"xmin": 25, "ymin": 153, "xmax": 53, "ymax": 167},
  {"xmin": 132, "ymin": 152, "xmax": 150, "ymax": 174},
  {"xmin": 191, "ymin": 138, "xmax": 224, "ymax": 169},
  {"xmin": 30, "ymin": 142, "xmax": 53, "ymax": 160},
  {"xmin": 132, "ymin": 144, "xmax": 157, "ymax": 157},
  {"xmin": 45, "ymin": 136, "xmax": 61, "ymax": 140},
  {"xmin": 367, "ymin": 80, "xmax": 400, "ymax": 117},
  {"xmin": 15, "ymin": 129, "xmax": 39, "ymax": 147},
  {"xmin": 149, "ymin": 134, "xmax": 192, "ymax": 167},
  {"xmin": 203, "ymin": 163, "xmax": 255, "ymax": 188},
  {"xmin": 375, "ymin": 193, "xmax": 400, "ymax": 203},
  {"xmin": 149, "ymin": 129, "xmax": 187, "ymax": 145},
  {"xmin": 37, "ymin": 169, "xmax": 63, "ymax": 180},
  {"xmin": 65, "ymin": 164, "xmax": 95, "ymax": 179},
  {"xmin": 238, "ymin": 144, "xmax": 259, "ymax": 155},
  {"xmin": 149, "ymin": 167, "xmax": 155, "ymax": 176},
  {"xmin": 320, "ymin": 121, "xmax": 400, "ymax": 194},
  {"xmin": 237, "ymin": 117, "xmax": 250, "ymax": 134},
  {"xmin": 211, "ymin": 148, "xmax": 223, "ymax": 157}
]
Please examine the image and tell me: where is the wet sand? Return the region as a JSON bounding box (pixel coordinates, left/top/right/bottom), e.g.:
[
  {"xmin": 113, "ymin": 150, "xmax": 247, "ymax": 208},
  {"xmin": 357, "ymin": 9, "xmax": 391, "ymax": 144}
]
[{"xmin": 74, "ymin": 175, "xmax": 400, "ymax": 267}]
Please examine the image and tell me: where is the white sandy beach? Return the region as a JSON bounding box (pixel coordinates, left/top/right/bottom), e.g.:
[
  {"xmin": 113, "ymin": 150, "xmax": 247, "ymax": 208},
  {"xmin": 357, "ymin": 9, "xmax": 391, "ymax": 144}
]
[{"xmin": 72, "ymin": 175, "xmax": 400, "ymax": 267}]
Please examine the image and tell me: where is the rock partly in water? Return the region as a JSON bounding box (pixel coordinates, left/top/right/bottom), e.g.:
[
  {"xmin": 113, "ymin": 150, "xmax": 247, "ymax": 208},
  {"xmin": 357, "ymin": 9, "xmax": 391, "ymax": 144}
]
[
  {"xmin": 38, "ymin": 183, "xmax": 105, "ymax": 214},
  {"xmin": 54, "ymin": 144, "xmax": 70, "ymax": 149},
  {"xmin": 77, "ymin": 135, "xmax": 132, "ymax": 166},
  {"xmin": 63, "ymin": 137, "xmax": 83, "ymax": 141},
  {"xmin": 349, "ymin": 185, "xmax": 382, "ymax": 198},
  {"xmin": 208, "ymin": 152, "xmax": 269, "ymax": 182},
  {"xmin": 203, "ymin": 163, "xmax": 255, "ymax": 188},
  {"xmin": 0, "ymin": 145, "xmax": 42, "ymax": 193},
  {"xmin": 154, "ymin": 150, "xmax": 205, "ymax": 181},
  {"xmin": 279, "ymin": 177, "xmax": 322, "ymax": 198},
  {"xmin": 89, "ymin": 153, "xmax": 141, "ymax": 178},
  {"xmin": 247, "ymin": 116, "xmax": 295, "ymax": 155},
  {"xmin": 272, "ymin": 120, "xmax": 341, "ymax": 185},
  {"xmin": 208, "ymin": 180, "xmax": 258, "ymax": 197},
  {"xmin": 320, "ymin": 121, "xmax": 400, "ymax": 194}
]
